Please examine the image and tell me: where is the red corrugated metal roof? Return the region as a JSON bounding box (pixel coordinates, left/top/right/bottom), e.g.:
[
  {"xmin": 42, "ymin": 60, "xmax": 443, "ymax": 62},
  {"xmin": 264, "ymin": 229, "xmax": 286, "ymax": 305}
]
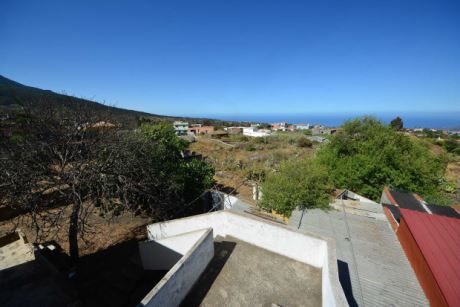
[{"xmin": 400, "ymin": 209, "xmax": 460, "ymax": 306}]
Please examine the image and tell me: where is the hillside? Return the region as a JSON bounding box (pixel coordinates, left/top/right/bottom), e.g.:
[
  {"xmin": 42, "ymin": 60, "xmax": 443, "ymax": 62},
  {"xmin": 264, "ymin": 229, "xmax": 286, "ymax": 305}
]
[{"xmin": 0, "ymin": 75, "xmax": 233, "ymax": 128}]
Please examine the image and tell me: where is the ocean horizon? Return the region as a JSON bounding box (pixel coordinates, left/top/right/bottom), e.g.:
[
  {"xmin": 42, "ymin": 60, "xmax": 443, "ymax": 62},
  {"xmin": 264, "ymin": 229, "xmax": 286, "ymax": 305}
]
[{"xmin": 189, "ymin": 112, "xmax": 460, "ymax": 129}]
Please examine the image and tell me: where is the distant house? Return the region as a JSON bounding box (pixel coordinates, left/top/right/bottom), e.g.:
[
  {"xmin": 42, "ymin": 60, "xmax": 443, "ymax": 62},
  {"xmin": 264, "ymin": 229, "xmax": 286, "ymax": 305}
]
[
  {"xmin": 294, "ymin": 123, "xmax": 311, "ymax": 130},
  {"xmin": 87, "ymin": 121, "xmax": 116, "ymax": 130},
  {"xmin": 271, "ymin": 122, "xmax": 289, "ymax": 131},
  {"xmin": 225, "ymin": 127, "xmax": 243, "ymax": 134},
  {"xmin": 311, "ymin": 125, "xmax": 337, "ymax": 135},
  {"xmin": 210, "ymin": 130, "xmax": 228, "ymax": 139},
  {"xmin": 243, "ymin": 127, "xmax": 271, "ymax": 137},
  {"xmin": 188, "ymin": 125, "xmax": 214, "ymax": 135},
  {"xmin": 173, "ymin": 121, "xmax": 189, "ymax": 135}
]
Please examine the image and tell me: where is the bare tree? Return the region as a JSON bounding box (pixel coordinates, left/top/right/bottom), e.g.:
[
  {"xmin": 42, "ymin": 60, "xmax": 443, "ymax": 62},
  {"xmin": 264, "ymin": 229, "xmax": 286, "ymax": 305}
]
[
  {"xmin": 1, "ymin": 95, "xmax": 214, "ymax": 264},
  {"xmin": 1, "ymin": 97, "xmax": 123, "ymax": 262}
]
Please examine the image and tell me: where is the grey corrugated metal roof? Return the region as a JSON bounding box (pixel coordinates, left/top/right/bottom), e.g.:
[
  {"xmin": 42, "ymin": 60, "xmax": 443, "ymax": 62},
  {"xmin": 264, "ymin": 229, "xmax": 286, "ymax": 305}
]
[{"xmin": 289, "ymin": 201, "xmax": 428, "ymax": 307}]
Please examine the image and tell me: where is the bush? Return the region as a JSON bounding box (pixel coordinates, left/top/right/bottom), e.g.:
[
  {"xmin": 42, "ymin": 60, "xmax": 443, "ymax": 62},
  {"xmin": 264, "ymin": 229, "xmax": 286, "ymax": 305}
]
[
  {"xmin": 443, "ymin": 138, "xmax": 459, "ymax": 153},
  {"xmin": 9, "ymin": 134, "xmax": 24, "ymax": 143},
  {"xmin": 297, "ymin": 137, "xmax": 313, "ymax": 148},
  {"xmin": 229, "ymin": 134, "xmax": 249, "ymax": 142},
  {"xmin": 260, "ymin": 159, "xmax": 332, "ymax": 217},
  {"xmin": 244, "ymin": 144, "xmax": 256, "ymax": 151},
  {"xmin": 251, "ymin": 136, "xmax": 270, "ymax": 144},
  {"xmin": 317, "ymin": 117, "xmax": 445, "ymax": 201}
]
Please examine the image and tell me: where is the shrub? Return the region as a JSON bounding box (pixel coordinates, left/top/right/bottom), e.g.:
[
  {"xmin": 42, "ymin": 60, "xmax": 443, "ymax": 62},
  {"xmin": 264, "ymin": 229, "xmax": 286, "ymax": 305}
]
[
  {"xmin": 260, "ymin": 159, "xmax": 332, "ymax": 217},
  {"xmin": 244, "ymin": 144, "xmax": 256, "ymax": 151},
  {"xmin": 316, "ymin": 117, "xmax": 445, "ymax": 201},
  {"xmin": 443, "ymin": 138, "xmax": 459, "ymax": 153},
  {"xmin": 297, "ymin": 137, "xmax": 313, "ymax": 148}
]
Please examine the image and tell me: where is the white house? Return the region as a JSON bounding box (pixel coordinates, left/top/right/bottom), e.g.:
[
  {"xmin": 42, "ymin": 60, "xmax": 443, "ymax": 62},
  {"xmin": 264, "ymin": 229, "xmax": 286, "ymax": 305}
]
[
  {"xmin": 295, "ymin": 123, "xmax": 311, "ymax": 130},
  {"xmin": 173, "ymin": 121, "xmax": 189, "ymax": 135},
  {"xmin": 243, "ymin": 127, "xmax": 271, "ymax": 137}
]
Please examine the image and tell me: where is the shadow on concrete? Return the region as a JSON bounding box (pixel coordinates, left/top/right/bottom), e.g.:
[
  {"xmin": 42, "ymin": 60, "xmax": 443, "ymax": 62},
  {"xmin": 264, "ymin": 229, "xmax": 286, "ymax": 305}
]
[
  {"xmin": 0, "ymin": 247, "xmax": 78, "ymax": 306},
  {"xmin": 75, "ymin": 239, "xmax": 167, "ymax": 307},
  {"xmin": 138, "ymin": 239, "xmax": 183, "ymax": 270},
  {"xmin": 337, "ymin": 260, "xmax": 359, "ymax": 307},
  {"xmin": 180, "ymin": 240, "xmax": 237, "ymax": 307}
]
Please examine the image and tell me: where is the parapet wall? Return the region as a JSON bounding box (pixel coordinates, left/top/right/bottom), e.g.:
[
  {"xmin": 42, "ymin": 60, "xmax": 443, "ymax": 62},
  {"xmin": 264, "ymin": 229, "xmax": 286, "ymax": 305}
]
[
  {"xmin": 146, "ymin": 211, "xmax": 348, "ymax": 306},
  {"xmin": 140, "ymin": 228, "xmax": 214, "ymax": 307}
]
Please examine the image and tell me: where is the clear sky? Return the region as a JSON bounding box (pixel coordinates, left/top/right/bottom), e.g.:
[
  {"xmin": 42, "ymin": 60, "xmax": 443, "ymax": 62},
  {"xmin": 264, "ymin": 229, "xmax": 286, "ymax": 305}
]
[{"xmin": 1, "ymin": 0, "xmax": 459, "ymax": 116}]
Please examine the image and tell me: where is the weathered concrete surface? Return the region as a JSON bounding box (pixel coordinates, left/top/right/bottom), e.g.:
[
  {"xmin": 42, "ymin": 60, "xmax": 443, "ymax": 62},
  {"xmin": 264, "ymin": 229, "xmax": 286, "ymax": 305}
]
[
  {"xmin": 0, "ymin": 231, "xmax": 35, "ymax": 270},
  {"xmin": 183, "ymin": 236, "xmax": 322, "ymax": 307},
  {"xmin": 147, "ymin": 210, "xmax": 348, "ymax": 306},
  {"xmin": 290, "ymin": 205, "xmax": 429, "ymax": 306}
]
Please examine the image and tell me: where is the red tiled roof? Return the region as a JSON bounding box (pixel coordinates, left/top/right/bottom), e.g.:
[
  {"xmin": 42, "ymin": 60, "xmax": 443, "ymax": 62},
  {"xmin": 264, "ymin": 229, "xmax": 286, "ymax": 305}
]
[{"xmin": 400, "ymin": 209, "xmax": 460, "ymax": 306}]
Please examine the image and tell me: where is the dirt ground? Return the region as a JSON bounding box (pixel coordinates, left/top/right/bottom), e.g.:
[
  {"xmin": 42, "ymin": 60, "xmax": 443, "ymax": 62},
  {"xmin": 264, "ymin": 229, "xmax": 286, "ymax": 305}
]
[
  {"xmin": 0, "ymin": 205, "xmax": 153, "ymax": 257},
  {"xmin": 189, "ymin": 134, "xmax": 316, "ymax": 203}
]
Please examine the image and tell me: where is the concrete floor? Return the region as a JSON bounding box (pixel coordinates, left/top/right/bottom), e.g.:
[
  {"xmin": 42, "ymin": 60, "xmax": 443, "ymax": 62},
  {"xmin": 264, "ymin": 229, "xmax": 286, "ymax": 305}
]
[{"xmin": 182, "ymin": 236, "xmax": 322, "ymax": 307}]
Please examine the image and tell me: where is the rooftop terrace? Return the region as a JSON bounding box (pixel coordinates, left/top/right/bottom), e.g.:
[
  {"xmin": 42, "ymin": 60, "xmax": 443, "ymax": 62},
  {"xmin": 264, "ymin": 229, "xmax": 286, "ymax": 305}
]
[
  {"xmin": 140, "ymin": 210, "xmax": 347, "ymax": 307},
  {"xmin": 182, "ymin": 236, "xmax": 322, "ymax": 306}
]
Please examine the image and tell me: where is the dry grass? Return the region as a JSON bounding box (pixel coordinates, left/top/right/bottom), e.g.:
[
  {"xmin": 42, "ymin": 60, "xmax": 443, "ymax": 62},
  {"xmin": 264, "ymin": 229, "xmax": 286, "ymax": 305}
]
[
  {"xmin": 446, "ymin": 161, "xmax": 460, "ymax": 188},
  {"xmin": 189, "ymin": 134, "xmax": 316, "ymax": 201}
]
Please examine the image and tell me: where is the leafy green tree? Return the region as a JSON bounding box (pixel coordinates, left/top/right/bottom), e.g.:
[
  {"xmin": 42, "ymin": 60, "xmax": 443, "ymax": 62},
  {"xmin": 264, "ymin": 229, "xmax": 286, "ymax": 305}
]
[
  {"xmin": 115, "ymin": 123, "xmax": 215, "ymax": 214},
  {"xmin": 390, "ymin": 116, "xmax": 404, "ymax": 130},
  {"xmin": 260, "ymin": 159, "xmax": 332, "ymax": 217},
  {"xmin": 138, "ymin": 122, "xmax": 187, "ymax": 154},
  {"xmin": 179, "ymin": 159, "xmax": 215, "ymax": 203},
  {"xmin": 317, "ymin": 117, "xmax": 445, "ymax": 201}
]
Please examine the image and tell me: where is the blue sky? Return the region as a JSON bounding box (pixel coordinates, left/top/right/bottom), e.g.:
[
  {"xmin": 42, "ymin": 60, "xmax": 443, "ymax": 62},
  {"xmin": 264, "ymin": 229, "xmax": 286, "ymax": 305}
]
[{"xmin": 1, "ymin": 0, "xmax": 459, "ymax": 117}]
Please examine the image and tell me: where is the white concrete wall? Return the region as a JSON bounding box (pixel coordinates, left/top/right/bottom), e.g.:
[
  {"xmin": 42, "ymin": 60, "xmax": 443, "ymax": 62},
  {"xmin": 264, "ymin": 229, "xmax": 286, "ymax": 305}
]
[
  {"xmin": 139, "ymin": 229, "xmax": 209, "ymax": 270},
  {"xmin": 145, "ymin": 211, "xmax": 348, "ymax": 306},
  {"xmin": 224, "ymin": 212, "xmax": 326, "ymax": 267},
  {"xmin": 140, "ymin": 228, "xmax": 214, "ymax": 307},
  {"xmin": 210, "ymin": 191, "xmax": 240, "ymax": 210},
  {"xmin": 148, "ymin": 211, "xmax": 326, "ymax": 268},
  {"xmin": 345, "ymin": 191, "xmax": 377, "ymax": 204}
]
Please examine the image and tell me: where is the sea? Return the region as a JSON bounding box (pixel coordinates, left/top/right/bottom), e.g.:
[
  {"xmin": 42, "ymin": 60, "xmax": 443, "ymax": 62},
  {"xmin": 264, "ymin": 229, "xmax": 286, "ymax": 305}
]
[{"xmin": 196, "ymin": 112, "xmax": 460, "ymax": 129}]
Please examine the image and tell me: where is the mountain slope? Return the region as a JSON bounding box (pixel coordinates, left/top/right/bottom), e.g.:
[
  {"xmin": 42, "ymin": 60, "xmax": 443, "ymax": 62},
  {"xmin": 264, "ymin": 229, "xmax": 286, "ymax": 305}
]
[{"xmin": 0, "ymin": 75, "xmax": 224, "ymax": 128}]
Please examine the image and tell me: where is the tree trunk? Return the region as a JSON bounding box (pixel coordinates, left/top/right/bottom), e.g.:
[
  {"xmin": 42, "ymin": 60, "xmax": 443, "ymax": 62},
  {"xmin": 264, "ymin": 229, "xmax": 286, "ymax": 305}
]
[{"xmin": 69, "ymin": 201, "xmax": 80, "ymax": 264}]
